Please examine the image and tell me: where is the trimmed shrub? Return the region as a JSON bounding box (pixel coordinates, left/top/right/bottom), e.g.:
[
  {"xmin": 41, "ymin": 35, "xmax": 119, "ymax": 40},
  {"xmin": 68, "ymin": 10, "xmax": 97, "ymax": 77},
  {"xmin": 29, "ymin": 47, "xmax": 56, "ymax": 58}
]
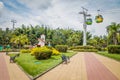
[
  {"xmin": 108, "ymin": 45, "xmax": 120, "ymax": 54},
  {"xmin": 20, "ymin": 49, "xmax": 31, "ymax": 53},
  {"xmin": 70, "ymin": 45, "xmax": 97, "ymax": 52},
  {"xmin": 31, "ymin": 47, "xmax": 52, "ymax": 60},
  {"xmin": 73, "ymin": 49, "xmax": 98, "ymax": 52},
  {"xmin": 55, "ymin": 45, "xmax": 68, "ymax": 52}
]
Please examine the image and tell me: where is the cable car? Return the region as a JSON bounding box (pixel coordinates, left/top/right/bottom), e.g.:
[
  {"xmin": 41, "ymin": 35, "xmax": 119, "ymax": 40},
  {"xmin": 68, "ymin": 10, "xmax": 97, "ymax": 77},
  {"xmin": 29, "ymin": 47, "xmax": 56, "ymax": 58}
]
[
  {"xmin": 95, "ymin": 15, "xmax": 103, "ymax": 23},
  {"xmin": 86, "ymin": 18, "xmax": 92, "ymax": 25}
]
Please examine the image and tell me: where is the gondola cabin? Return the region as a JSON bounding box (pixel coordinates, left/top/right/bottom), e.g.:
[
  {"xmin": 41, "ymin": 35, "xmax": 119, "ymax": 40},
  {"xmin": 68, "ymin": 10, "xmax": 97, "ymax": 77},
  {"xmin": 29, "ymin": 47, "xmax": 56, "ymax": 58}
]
[
  {"xmin": 95, "ymin": 15, "xmax": 103, "ymax": 23},
  {"xmin": 86, "ymin": 18, "xmax": 92, "ymax": 25}
]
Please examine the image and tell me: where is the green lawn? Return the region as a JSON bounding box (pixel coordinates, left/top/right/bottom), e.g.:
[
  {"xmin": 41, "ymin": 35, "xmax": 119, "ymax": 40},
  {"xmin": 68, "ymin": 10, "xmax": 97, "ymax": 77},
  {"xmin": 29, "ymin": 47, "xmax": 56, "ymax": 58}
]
[
  {"xmin": 97, "ymin": 51, "xmax": 120, "ymax": 61},
  {"xmin": 14, "ymin": 51, "xmax": 76, "ymax": 77}
]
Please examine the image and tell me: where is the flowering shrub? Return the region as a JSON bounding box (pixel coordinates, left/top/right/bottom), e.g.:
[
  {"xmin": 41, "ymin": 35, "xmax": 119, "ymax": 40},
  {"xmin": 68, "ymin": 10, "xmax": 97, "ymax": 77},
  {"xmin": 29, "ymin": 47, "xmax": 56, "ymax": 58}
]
[
  {"xmin": 31, "ymin": 46, "xmax": 52, "ymax": 60},
  {"xmin": 46, "ymin": 46, "xmax": 60, "ymax": 55},
  {"xmin": 52, "ymin": 48, "xmax": 60, "ymax": 55}
]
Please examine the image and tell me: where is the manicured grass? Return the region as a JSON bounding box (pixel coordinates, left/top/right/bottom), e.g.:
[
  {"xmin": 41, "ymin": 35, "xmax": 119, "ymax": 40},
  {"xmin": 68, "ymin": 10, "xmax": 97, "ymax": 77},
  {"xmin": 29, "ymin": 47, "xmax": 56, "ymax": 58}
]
[
  {"xmin": 97, "ymin": 51, "xmax": 120, "ymax": 61},
  {"xmin": 14, "ymin": 51, "xmax": 76, "ymax": 77}
]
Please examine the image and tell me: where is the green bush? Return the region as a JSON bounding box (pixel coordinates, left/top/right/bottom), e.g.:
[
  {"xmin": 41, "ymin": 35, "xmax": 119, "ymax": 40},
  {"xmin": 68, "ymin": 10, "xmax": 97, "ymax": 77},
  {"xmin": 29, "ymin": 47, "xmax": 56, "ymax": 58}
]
[
  {"xmin": 108, "ymin": 45, "xmax": 120, "ymax": 54},
  {"xmin": 55, "ymin": 45, "xmax": 68, "ymax": 52},
  {"xmin": 70, "ymin": 45, "xmax": 96, "ymax": 49},
  {"xmin": 70, "ymin": 45, "xmax": 97, "ymax": 52},
  {"xmin": 73, "ymin": 49, "xmax": 98, "ymax": 52},
  {"xmin": 20, "ymin": 49, "xmax": 31, "ymax": 53},
  {"xmin": 31, "ymin": 47, "xmax": 52, "ymax": 60}
]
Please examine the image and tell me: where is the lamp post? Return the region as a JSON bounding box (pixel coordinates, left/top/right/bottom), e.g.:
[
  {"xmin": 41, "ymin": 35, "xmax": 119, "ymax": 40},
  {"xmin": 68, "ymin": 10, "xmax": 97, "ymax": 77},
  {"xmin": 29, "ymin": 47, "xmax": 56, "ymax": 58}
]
[{"xmin": 79, "ymin": 7, "xmax": 91, "ymax": 46}]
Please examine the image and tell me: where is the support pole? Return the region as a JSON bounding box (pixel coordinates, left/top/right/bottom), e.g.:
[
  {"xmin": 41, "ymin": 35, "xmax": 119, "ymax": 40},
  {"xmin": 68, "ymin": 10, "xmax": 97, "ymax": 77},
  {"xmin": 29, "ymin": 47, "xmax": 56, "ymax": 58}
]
[{"xmin": 79, "ymin": 7, "xmax": 91, "ymax": 46}]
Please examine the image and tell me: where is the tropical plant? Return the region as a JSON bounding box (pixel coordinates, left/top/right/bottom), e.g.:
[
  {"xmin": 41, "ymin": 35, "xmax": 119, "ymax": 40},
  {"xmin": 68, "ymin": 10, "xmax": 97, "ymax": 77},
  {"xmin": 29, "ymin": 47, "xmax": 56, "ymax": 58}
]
[
  {"xmin": 10, "ymin": 34, "xmax": 29, "ymax": 48},
  {"xmin": 107, "ymin": 22, "xmax": 120, "ymax": 45}
]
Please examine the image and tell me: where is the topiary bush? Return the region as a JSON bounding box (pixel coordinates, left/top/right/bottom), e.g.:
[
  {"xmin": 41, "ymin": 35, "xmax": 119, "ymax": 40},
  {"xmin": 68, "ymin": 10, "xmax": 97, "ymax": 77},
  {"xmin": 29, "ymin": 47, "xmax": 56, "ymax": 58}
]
[
  {"xmin": 108, "ymin": 45, "xmax": 120, "ymax": 54},
  {"xmin": 31, "ymin": 47, "xmax": 52, "ymax": 60},
  {"xmin": 55, "ymin": 45, "xmax": 68, "ymax": 52}
]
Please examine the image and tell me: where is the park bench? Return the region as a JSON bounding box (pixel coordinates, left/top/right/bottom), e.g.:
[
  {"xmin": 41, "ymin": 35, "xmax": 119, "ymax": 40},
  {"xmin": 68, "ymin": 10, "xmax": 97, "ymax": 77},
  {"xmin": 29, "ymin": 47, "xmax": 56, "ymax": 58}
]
[
  {"xmin": 10, "ymin": 54, "xmax": 20, "ymax": 63},
  {"xmin": 61, "ymin": 54, "xmax": 70, "ymax": 64}
]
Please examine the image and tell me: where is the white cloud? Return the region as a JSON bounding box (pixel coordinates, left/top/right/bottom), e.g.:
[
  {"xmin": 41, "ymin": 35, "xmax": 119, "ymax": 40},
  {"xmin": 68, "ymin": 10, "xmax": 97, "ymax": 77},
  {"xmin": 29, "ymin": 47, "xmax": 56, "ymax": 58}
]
[
  {"xmin": 0, "ymin": 1, "xmax": 4, "ymax": 8},
  {"xmin": 0, "ymin": 0, "xmax": 120, "ymax": 36}
]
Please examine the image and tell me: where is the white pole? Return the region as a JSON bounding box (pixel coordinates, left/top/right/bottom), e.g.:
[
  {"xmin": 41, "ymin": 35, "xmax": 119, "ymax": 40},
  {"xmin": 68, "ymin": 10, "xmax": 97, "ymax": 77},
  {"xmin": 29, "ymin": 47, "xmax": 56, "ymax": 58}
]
[{"xmin": 79, "ymin": 7, "xmax": 91, "ymax": 46}]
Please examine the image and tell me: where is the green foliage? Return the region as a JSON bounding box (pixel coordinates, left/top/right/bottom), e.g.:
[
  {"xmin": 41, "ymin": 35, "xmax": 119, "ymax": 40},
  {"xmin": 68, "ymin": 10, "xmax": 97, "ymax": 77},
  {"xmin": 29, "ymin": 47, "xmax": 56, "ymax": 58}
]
[
  {"xmin": 108, "ymin": 45, "xmax": 120, "ymax": 54},
  {"xmin": 73, "ymin": 49, "xmax": 98, "ymax": 52},
  {"xmin": 20, "ymin": 49, "xmax": 31, "ymax": 53},
  {"xmin": 71, "ymin": 45, "xmax": 96, "ymax": 49},
  {"xmin": 55, "ymin": 45, "xmax": 68, "ymax": 52},
  {"xmin": 10, "ymin": 34, "xmax": 29, "ymax": 48},
  {"xmin": 31, "ymin": 47, "xmax": 52, "ymax": 60},
  {"xmin": 70, "ymin": 45, "xmax": 98, "ymax": 52},
  {"xmin": 87, "ymin": 35, "xmax": 107, "ymax": 49},
  {"xmin": 107, "ymin": 22, "xmax": 120, "ymax": 45}
]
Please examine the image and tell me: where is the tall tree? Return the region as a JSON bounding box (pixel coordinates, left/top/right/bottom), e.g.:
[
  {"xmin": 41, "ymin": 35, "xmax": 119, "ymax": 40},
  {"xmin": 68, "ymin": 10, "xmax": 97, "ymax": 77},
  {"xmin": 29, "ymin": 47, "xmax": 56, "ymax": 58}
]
[{"xmin": 107, "ymin": 22, "xmax": 120, "ymax": 45}]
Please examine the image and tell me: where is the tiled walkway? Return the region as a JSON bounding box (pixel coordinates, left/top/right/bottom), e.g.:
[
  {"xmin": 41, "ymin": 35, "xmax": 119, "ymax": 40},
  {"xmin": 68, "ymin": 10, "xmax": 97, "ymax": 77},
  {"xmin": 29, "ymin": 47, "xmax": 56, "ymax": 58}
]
[
  {"xmin": 0, "ymin": 53, "xmax": 10, "ymax": 80},
  {"xmin": 37, "ymin": 52, "xmax": 120, "ymax": 80},
  {"xmin": 0, "ymin": 53, "xmax": 29, "ymax": 80},
  {"xmin": 0, "ymin": 52, "xmax": 120, "ymax": 80},
  {"xmin": 37, "ymin": 52, "xmax": 87, "ymax": 80},
  {"xmin": 84, "ymin": 53, "xmax": 118, "ymax": 80}
]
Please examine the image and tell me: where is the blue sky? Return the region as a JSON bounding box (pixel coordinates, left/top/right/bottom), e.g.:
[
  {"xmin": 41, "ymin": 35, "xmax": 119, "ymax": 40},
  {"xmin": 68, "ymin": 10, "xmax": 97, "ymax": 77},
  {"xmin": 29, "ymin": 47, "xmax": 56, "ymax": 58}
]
[{"xmin": 0, "ymin": 0, "xmax": 120, "ymax": 36}]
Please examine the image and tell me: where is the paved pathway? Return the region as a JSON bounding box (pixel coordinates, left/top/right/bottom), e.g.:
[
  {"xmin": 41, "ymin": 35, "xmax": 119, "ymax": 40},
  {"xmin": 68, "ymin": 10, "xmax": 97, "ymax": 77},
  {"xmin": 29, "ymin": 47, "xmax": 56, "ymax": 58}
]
[
  {"xmin": 37, "ymin": 52, "xmax": 120, "ymax": 80},
  {"xmin": 92, "ymin": 52, "xmax": 120, "ymax": 80},
  {"xmin": 4, "ymin": 53, "xmax": 30, "ymax": 80},
  {"xmin": 0, "ymin": 53, "xmax": 10, "ymax": 80},
  {"xmin": 37, "ymin": 52, "xmax": 87, "ymax": 80},
  {"xmin": 1, "ymin": 52, "xmax": 29, "ymax": 80},
  {"xmin": 1, "ymin": 52, "xmax": 120, "ymax": 80},
  {"xmin": 84, "ymin": 53, "xmax": 118, "ymax": 80}
]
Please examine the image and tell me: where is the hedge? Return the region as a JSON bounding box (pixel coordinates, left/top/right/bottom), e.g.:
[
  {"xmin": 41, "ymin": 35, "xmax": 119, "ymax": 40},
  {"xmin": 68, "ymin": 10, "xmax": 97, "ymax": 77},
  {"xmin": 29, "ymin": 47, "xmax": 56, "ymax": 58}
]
[
  {"xmin": 55, "ymin": 45, "xmax": 68, "ymax": 52},
  {"xmin": 73, "ymin": 49, "xmax": 98, "ymax": 52},
  {"xmin": 69, "ymin": 45, "xmax": 98, "ymax": 52},
  {"xmin": 108, "ymin": 45, "xmax": 120, "ymax": 54}
]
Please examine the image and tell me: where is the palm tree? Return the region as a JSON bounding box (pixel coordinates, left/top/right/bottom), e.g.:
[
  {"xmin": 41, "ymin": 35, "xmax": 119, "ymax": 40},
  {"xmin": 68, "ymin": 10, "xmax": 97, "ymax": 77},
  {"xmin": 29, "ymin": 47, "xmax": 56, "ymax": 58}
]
[
  {"xmin": 10, "ymin": 34, "xmax": 29, "ymax": 49},
  {"xmin": 106, "ymin": 22, "xmax": 120, "ymax": 45}
]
